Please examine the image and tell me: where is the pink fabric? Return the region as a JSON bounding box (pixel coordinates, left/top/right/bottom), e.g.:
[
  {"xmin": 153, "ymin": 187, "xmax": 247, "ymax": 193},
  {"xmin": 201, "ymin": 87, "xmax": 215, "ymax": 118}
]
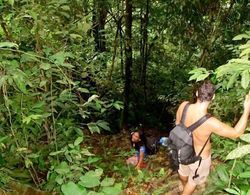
[
  {"xmin": 126, "ymin": 156, "xmax": 138, "ymax": 166},
  {"xmin": 126, "ymin": 156, "xmax": 148, "ymax": 168}
]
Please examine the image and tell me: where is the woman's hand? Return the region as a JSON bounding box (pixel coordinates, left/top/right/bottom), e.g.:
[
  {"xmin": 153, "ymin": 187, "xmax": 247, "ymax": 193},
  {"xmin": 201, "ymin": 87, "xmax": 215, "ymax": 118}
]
[{"xmin": 135, "ymin": 162, "xmax": 147, "ymax": 169}]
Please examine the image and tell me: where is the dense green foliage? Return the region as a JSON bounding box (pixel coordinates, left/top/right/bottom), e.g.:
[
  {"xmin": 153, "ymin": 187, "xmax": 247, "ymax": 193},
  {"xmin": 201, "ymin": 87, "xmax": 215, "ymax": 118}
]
[
  {"xmin": 189, "ymin": 34, "xmax": 250, "ymax": 195},
  {"xmin": 0, "ymin": 0, "xmax": 250, "ymax": 194}
]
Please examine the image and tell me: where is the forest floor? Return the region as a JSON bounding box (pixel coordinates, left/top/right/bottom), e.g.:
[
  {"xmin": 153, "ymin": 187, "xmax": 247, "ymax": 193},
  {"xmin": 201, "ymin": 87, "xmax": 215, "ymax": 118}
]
[
  {"xmin": 0, "ymin": 129, "xmax": 220, "ymax": 195},
  {"xmin": 85, "ymin": 129, "xmax": 210, "ymax": 195}
]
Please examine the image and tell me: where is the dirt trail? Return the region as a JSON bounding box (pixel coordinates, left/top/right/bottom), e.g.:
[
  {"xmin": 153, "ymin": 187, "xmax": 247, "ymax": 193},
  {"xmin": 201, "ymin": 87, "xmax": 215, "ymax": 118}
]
[{"xmin": 0, "ymin": 182, "xmax": 54, "ymax": 195}]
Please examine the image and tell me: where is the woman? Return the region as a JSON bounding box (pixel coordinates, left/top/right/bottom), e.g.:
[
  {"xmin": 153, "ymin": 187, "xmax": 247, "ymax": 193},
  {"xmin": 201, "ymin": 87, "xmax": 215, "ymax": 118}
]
[
  {"xmin": 126, "ymin": 129, "xmax": 169, "ymax": 169},
  {"xmin": 126, "ymin": 130, "xmax": 148, "ymax": 169}
]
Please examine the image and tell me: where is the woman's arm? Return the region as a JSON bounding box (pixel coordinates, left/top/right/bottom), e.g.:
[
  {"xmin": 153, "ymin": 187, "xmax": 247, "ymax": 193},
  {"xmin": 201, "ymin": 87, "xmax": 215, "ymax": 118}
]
[
  {"xmin": 135, "ymin": 146, "xmax": 146, "ymax": 169},
  {"xmin": 135, "ymin": 151, "xmax": 145, "ymax": 169}
]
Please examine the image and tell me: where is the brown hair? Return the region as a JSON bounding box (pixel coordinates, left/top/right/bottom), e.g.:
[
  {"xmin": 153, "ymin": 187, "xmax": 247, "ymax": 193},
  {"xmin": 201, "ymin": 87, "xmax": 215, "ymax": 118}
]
[
  {"xmin": 197, "ymin": 80, "xmax": 215, "ymax": 102},
  {"xmin": 130, "ymin": 129, "xmax": 146, "ymax": 150}
]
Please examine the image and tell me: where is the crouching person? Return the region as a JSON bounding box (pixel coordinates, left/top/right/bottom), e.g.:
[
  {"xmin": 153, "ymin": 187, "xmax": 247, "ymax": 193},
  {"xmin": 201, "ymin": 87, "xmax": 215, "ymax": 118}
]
[
  {"xmin": 126, "ymin": 130, "xmax": 148, "ymax": 169},
  {"xmin": 126, "ymin": 129, "xmax": 169, "ymax": 169}
]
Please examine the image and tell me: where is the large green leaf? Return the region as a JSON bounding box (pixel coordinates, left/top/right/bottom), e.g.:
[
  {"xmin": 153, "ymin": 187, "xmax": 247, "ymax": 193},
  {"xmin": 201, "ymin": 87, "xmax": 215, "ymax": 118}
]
[
  {"xmin": 226, "ymin": 144, "xmax": 250, "ymax": 160},
  {"xmin": 79, "ymin": 177, "xmax": 100, "ymax": 188},
  {"xmin": 113, "ymin": 101, "xmax": 124, "ymax": 110},
  {"xmin": 74, "ymin": 137, "xmax": 84, "ymax": 146},
  {"xmin": 80, "ymin": 148, "xmax": 94, "ymax": 156},
  {"xmin": 189, "ymin": 74, "xmax": 198, "ymax": 81},
  {"xmin": 96, "ymin": 120, "xmax": 111, "ymax": 131},
  {"xmin": 239, "ymin": 42, "xmax": 250, "ymax": 50},
  {"xmin": 87, "ymin": 191, "xmax": 104, "ymax": 195},
  {"xmin": 87, "ymin": 123, "xmax": 100, "ymax": 133},
  {"xmin": 83, "ymin": 20, "xmax": 91, "ymax": 33},
  {"xmin": 101, "ymin": 183, "xmax": 122, "ymax": 195},
  {"xmin": 79, "ymin": 169, "xmax": 101, "ymax": 188},
  {"xmin": 50, "ymin": 51, "xmax": 65, "ymax": 64},
  {"xmin": 101, "ymin": 178, "xmax": 115, "ymax": 187},
  {"xmin": 216, "ymin": 64, "xmax": 233, "ymax": 78},
  {"xmin": 55, "ymin": 176, "xmax": 63, "ymax": 185},
  {"xmin": 224, "ymin": 188, "xmax": 240, "ymax": 195},
  {"xmin": 20, "ymin": 53, "xmax": 39, "ymax": 63},
  {"xmin": 77, "ymin": 88, "xmax": 90, "ymax": 93},
  {"xmin": 188, "ymin": 67, "xmax": 207, "ymax": 74},
  {"xmin": 8, "ymin": 0, "xmax": 14, "ymax": 6},
  {"xmin": 61, "ymin": 63, "xmax": 74, "ymax": 68},
  {"xmin": 227, "ymin": 73, "xmax": 238, "ymax": 90},
  {"xmin": 50, "ymin": 51, "xmax": 74, "ymax": 65},
  {"xmin": 240, "ymin": 134, "xmax": 250, "ymax": 143},
  {"xmin": 0, "ymin": 42, "xmax": 18, "ymax": 48},
  {"xmin": 232, "ymin": 161, "xmax": 246, "ymax": 176},
  {"xmin": 40, "ymin": 63, "xmax": 51, "ymax": 70},
  {"xmin": 229, "ymin": 59, "xmax": 250, "ymax": 65},
  {"xmin": 233, "ymin": 33, "xmax": 250, "ymax": 41},
  {"xmin": 188, "ymin": 68, "xmax": 210, "ymax": 81},
  {"xmin": 70, "ymin": 33, "xmax": 83, "ymax": 40},
  {"xmin": 22, "ymin": 114, "xmax": 42, "ymax": 124},
  {"xmin": 14, "ymin": 79, "xmax": 27, "ymax": 94},
  {"xmin": 240, "ymin": 48, "xmax": 250, "ymax": 58},
  {"xmin": 93, "ymin": 169, "xmax": 103, "ymax": 177},
  {"xmin": 61, "ymin": 182, "xmax": 87, "ymax": 195},
  {"xmin": 238, "ymin": 171, "xmax": 250, "ymax": 178},
  {"xmin": 83, "ymin": 95, "xmax": 99, "ymax": 106},
  {"xmin": 216, "ymin": 165, "xmax": 229, "ymax": 183},
  {"xmin": 83, "ymin": 169, "xmax": 102, "ymax": 177},
  {"xmin": 55, "ymin": 161, "xmax": 70, "ymax": 175},
  {"xmin": 241, "ymin": 70, "xmax": 250, "ymax": 89},
  {"xmin": 196, "ymin": 72, "xmax": 210, "ymax": 82},
  {"xmin": 49, "ymin": 150, "xmax": 64, "ymax": 156},
  {"xmin": 0, "ymin": 136, "xmax": 8, "ymax": 143},
  {"xmin": 11, "ymin": 70, "xmax": 28, "ymax": 94}
]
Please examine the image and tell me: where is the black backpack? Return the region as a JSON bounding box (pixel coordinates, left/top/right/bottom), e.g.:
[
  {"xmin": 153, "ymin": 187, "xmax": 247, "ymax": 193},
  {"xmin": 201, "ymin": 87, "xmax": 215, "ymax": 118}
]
[
  {"xmin": 168, "ymin": 103, "xmax": 211, "ymax": 178},
  {"xmin": 145, "ymin": 136, "xmax": 159, "ymax": 155}
]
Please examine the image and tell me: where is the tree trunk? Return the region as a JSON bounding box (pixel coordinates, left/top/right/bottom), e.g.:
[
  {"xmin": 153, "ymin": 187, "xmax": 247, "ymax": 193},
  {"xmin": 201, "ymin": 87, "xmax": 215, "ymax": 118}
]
[
  {"xmin": 119, "ymin": 0, "xmax": 125, "ymax": 78},
  {"xmin": 92, "ymin": 0, "xmax": 107, "ymax": 52},
  {"xmin": 139, "ymin": 7, "xmax": 144, "ymax": 81},
  {"xmin": 108, "ymin": 27, "xmax": 119, "ymax": 80},
  {"xmin": 122, "ymin": 0, "xmax": 132, "ymax": 130},
  {"xmin": 141, "ymin": 0, "xmax": 149, "ymax": 102},
  {"xmin": 119, "ymin": 18, "xmax": 124, "ymax": 78}
]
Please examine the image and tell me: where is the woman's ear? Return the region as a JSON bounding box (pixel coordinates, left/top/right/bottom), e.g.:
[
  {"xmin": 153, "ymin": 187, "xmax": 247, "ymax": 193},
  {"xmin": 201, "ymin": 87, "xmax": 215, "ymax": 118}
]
[{"xmin": 195, "ymin": 91, "xmax": 198, "ymax": 97}]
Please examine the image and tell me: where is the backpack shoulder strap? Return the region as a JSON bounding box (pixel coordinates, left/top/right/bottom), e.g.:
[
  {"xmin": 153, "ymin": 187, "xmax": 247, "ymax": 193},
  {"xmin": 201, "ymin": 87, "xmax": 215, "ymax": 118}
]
[
  {"xmin": 193, "ymin": 134, "xmax": 212, "ymax": 180},
  {"xmin": 198, "ymin": 134, "xmax": 211, "ymax": 156},
  {"xmin": 180, "ymin": 102, "xmax": 190, "ymax": 124},
  {"xmin": 187, "ymin": 114, "xmax": 211, "ymax": 132}
]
